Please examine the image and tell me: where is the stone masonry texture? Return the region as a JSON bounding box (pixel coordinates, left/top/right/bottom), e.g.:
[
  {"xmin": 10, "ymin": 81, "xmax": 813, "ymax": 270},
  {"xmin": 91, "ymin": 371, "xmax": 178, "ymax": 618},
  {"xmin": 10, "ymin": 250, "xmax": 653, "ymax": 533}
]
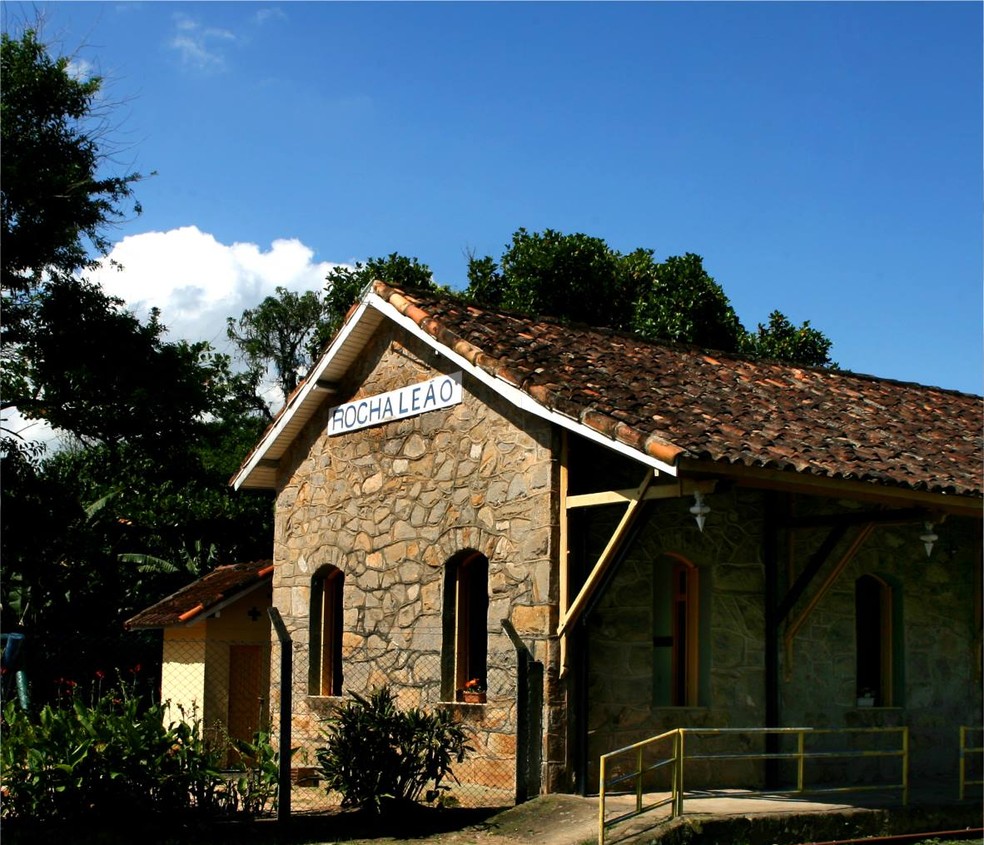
[{"xmin": 270, "ymin": 323, "xmax": 560, "ymax": 796}]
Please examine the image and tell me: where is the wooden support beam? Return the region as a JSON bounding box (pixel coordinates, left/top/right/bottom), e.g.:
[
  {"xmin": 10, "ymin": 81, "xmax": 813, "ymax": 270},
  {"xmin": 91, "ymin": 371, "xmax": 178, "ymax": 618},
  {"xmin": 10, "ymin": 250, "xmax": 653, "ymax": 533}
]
[
  {"xmin": 786, "ymin": 508, "xmax": 930, "ymax": 530},
  {"xmin": 775, "ymin": 521, "xmax": 850, "ymax": 624},
  {"xmin": 678, "ymin": 457, "xmax": 983, "ymax": 518},
  {"xmin": 566, "ymin": 479, "xmax": 716, "ymax": 510},
  {"xmin": 784, "ymin": 522, "xmax": 876, "ymax": 676},
  {"xmin": 764, "ymin": 492, "xmax": 782, "ymax": 786},
  {"xmin": 557, "ymin": 469, "xmax": 654, "ymax": 639},
  {"xmin": 558, "ymin": 431, "xmax": 570, "ymax": 676}
]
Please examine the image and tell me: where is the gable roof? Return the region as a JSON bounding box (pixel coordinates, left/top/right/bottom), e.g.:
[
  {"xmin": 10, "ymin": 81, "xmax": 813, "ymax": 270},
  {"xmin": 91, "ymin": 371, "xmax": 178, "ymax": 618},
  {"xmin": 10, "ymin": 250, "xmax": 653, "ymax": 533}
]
[
  {"xmin": 125, "ymin": 560, "xmax": 273, "ymax": 629},
  {"xmin": 232, "ymin": 282, "xmax": 982, "ymax": 504}
]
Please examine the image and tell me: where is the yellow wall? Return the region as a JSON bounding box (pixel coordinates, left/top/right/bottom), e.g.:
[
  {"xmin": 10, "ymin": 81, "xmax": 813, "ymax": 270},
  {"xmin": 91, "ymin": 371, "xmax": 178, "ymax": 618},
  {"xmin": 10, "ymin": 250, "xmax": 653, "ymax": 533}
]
[{"xmin": 160, "ymin": 582, "xmax": 272, "ymax": 744}]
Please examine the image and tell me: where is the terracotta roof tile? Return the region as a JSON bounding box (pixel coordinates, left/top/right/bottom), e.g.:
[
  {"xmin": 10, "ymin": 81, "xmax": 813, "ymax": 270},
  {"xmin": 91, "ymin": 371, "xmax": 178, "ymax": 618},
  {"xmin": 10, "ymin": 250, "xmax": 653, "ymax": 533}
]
[
  {"xmin": 374, "ymin": 283, "xmax": 982, "ymax": 498},
  {"xmin": 125, "ymin": 560, "xmax": 273, "ymax": 629}
]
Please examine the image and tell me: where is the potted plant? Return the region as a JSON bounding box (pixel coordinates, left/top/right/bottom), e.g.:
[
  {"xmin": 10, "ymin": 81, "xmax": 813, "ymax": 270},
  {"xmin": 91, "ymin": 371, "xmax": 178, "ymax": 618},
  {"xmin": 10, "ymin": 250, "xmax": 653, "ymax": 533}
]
[
  {"xmin": 857, "ymin": 688, "xmax": 876, "ymax": 707},
  {"xmin": 460, "ymin": 678, "xmax": 486, "ymax": 704}
]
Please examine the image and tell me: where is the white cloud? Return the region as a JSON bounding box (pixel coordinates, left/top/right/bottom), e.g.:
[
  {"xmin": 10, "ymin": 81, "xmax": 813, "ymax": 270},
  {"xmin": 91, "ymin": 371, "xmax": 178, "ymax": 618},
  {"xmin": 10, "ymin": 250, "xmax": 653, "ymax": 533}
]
[
  {"xmin": 169, "ymin": 15, "xmax": 237, "ymax": 71},
  {"xmin": 254, "ymin": 8, "xmax": 287, "ymax": 26},
  {"xmin": 6, "ymin": 227, "xmax": 345, "ymax": 449},
  {"xmin": 66, "ymin": 57, "xmax": 96, "ymax": 81},
  {"xmin": 88, "ymin": 226, "xmax": 342, "ymax": 354}
]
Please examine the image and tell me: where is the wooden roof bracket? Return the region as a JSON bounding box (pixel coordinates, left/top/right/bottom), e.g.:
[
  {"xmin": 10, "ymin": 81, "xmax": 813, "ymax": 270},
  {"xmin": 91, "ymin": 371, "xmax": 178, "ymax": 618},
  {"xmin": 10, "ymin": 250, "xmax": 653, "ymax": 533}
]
[
  {"xmin": 782, "ymin": 521, "xmax": 876, "ymax": 679},
  {"xmin": 558, "ymin": 467, "xmax": 655, "ymax": 677}
]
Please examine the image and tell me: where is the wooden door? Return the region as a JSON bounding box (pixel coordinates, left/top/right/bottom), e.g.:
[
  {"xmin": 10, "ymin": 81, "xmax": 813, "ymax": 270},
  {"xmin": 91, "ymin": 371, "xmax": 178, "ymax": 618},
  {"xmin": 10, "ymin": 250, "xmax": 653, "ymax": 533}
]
[{"xmin": 227, "ymin": 644, "xmax": 263, "ymax": 745}]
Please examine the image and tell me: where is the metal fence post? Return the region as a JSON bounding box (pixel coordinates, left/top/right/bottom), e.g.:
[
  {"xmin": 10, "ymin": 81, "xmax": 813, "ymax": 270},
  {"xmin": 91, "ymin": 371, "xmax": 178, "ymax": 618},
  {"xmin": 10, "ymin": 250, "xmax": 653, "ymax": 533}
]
[
  {"xmin": 268, "ymin": 608, "xmax": 293, "ymax": 823},
  {"xmin": 501, "ymin": 618, "xmax": 543, "ymax": 803}
]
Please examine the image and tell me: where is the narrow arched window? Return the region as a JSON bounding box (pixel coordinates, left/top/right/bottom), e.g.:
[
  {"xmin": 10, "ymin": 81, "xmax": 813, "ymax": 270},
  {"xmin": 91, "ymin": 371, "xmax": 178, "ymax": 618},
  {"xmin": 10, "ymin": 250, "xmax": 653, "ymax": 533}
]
[
  {"xmin": 309, "ymin": 566, "xmax": 343, "ymax": 696},
  {"xmin": 856, "ymin": 573, "xmax": 895, "ymax": 706},
  {"xmin": 653, "ymin": 554, "xmax": 700, "ymax": 706},
  {"xmin": 442, "ymin": 551, "xmax": 488, "ymax": 701}
]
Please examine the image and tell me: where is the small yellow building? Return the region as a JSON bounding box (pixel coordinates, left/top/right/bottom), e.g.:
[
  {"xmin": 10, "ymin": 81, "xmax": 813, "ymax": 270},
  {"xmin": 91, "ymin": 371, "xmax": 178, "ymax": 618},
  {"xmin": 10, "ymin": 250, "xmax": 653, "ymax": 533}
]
[{"xmin": 126, "ymin": 561, "xmax": 273, "ymax": 747}]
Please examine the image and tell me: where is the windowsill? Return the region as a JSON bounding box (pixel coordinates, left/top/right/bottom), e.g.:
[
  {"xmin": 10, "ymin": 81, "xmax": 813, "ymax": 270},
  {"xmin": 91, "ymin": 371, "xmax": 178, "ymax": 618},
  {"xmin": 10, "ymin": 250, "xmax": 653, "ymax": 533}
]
[{"xmin": 439, "ymin": 700, "xmax": 488, "ymax": 711}]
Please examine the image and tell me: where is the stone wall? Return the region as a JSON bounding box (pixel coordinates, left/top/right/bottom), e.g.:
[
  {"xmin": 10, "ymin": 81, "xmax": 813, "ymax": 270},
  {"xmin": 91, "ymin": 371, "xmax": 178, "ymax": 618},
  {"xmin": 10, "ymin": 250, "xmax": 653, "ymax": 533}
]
[
  {"xmin": 269, "ymin": 323, "xmax": 561, "ymax": 798},
  {"xmin": 585, "ymin": 487, "xmax": 768, "ymax": 791},
  {"xmin": 585, "ymin": 487, "xmax": 982, "ymax": 792},
  {"xmin": 783, "ymin": 508, "xmax": 982, "ymax": 782}
]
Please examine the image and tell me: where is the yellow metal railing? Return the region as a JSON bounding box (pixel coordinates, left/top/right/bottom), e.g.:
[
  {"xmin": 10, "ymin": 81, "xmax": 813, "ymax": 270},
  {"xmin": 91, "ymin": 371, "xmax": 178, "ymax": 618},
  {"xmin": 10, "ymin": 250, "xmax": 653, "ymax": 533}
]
[
  {"xmin": 598, "ymin": 729, "xmax": 679, "ymax": 845},
  {"xmin": 959, "ymin": 725, "xmax": 983, "ymax": 800},
  {"xmin": 598, "ymin": 726, "xmax": 909, "ymax": 844}
]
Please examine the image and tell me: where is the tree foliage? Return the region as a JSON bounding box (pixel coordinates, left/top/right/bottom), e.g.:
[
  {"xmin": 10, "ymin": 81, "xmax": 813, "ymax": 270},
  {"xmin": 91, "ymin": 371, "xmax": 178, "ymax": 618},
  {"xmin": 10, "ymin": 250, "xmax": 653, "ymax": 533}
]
[
  {"xmin": 319, "ymin": 253, "xmax": 438, "ymax": 348},
  {"xmin": 227, "ymin": 286, "xmax": 327, "ymax": 401},
  {"xmin": 740, "ymin": 310, "xmax": 834, "ymax": 368},
  {"xmin": 0, "ymin": 28, "xmax": 141, "ymax": 298},
  {"xmin": 0, "ymin": 28, "xmax": 274, "ymax": 694},
  {"xmin": 466, "ymin": 228, "xmax": 834, "ymax": 368},
  {"xmin": 629, "ymin": 252, "xmax": 744, "ymax": 350}
]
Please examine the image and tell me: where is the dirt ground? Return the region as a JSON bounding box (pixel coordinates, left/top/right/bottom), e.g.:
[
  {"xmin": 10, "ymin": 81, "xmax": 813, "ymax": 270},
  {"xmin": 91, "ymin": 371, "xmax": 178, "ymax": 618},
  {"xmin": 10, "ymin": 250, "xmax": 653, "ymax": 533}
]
[{"xmin": 252, "ymin": 795, "xmax": 603, "ymax": 845}]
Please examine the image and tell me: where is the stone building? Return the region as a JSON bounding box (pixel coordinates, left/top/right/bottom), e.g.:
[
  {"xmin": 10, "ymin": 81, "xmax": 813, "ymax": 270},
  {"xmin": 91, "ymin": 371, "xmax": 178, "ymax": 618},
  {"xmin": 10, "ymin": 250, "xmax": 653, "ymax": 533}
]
[{"xmin": 231, "ymin": 282, "xmax": 982, "ymax": 800}]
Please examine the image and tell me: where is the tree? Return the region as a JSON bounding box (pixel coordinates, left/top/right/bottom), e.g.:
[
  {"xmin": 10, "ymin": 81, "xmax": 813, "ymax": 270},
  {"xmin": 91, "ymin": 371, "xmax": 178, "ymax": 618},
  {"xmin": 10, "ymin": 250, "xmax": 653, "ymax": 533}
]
[
  {"xmin": 227, "ymin": 286, "xmax": 327, "ymax": 401},
  {"xmin": 466, "ymin": 228, "xmax": 834, "ymax": 367},
  {"xmin": 1, "ymin": 28, "xmax": 141, "ymax": 298},
  {"xmin": 1, "ymin": 27, "xmax": 144, "ymax": 445},
  {"xmin": 0, "ymin": 29, "xmax": 274, "ymax": 695},
  {"xmin": 316, "ymin": 253, "xmax": 438, "ymax": 352},
  {"xmin": 466, "ymin": 228, "xmax": 637, "ymax": 330},
  {"xmin": 741, "ymin": 310, "xmax": 835, "ymax": 368},
  {"xmin": 630, "ymin": 252, "xmax": 743, "ymax": 351}
]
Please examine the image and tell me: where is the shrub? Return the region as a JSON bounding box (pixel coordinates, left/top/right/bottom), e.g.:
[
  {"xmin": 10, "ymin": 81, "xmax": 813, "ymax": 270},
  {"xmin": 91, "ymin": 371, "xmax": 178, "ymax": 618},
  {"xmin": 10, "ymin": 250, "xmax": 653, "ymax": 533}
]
[
  {"xmin": 316, "ymin": 686, "xmax": 471, "ymax": 813},
  {"xmin": 0, "ymin": 675, "xmax": 281, "ymax": 825}
]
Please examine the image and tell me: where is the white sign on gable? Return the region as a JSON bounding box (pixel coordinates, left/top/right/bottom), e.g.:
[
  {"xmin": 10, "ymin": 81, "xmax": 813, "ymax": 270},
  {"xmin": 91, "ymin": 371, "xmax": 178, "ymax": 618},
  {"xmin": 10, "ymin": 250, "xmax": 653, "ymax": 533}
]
[{"xmin": 328, "ymin": 372, "xmax": 463, "ymax": 436}]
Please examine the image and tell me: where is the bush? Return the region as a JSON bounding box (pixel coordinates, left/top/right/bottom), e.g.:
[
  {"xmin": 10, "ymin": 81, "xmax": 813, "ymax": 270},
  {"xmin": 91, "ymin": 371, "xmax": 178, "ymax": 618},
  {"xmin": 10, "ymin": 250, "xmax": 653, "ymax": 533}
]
[
  {"xmin": 316, "ymin": 686, "xmax": 471, "ymax": 813},
  {"xmin": 0, "ymin": 675, "xmax": 280, "ymax": 825}
]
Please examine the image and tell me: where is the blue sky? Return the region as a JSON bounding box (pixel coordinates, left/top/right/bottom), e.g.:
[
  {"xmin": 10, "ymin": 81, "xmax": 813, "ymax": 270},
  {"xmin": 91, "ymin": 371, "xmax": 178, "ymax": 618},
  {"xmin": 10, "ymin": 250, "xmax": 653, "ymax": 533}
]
[{"xmin": 5, "ymin": 1, "xmax": 982, "ymax": 396}]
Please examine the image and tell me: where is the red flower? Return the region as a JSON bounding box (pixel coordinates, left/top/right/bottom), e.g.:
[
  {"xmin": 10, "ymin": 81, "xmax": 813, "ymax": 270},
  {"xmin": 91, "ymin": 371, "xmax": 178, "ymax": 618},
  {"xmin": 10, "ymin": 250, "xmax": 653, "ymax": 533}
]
[{"xmin": 95, "ymin": 670, "xmax": 106, "ymax": 680}]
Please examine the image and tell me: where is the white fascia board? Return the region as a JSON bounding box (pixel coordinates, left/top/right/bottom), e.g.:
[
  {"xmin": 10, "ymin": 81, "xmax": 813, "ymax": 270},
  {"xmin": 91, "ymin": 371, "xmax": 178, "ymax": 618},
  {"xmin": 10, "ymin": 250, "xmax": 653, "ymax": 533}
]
[
  {"xmin": 367, "ymin": 293, "xmax": 678, "ymax": 477},
  {"xmin": 231, "ymin": 297, "xmax": 379, "ymax": 490}
]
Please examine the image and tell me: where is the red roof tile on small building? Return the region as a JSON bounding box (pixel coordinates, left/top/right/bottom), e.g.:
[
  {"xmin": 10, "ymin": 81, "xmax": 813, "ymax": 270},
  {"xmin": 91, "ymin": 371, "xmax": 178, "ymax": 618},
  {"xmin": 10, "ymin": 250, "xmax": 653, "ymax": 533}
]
[{"xmin": 125, "ymin": 560, "xmax": 273, "ymax": 629}]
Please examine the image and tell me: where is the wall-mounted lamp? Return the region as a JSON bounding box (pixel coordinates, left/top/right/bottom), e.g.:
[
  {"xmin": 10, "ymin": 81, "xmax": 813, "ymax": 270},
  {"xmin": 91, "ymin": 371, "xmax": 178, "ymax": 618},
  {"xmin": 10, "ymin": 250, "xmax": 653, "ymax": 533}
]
[
  {"xmin": 919, "ymin": 521, "xmax": 938, "ymax": 558},
  {"xmin": 690, "ymin": 491, "xmax": 710, "ymax": 533}
]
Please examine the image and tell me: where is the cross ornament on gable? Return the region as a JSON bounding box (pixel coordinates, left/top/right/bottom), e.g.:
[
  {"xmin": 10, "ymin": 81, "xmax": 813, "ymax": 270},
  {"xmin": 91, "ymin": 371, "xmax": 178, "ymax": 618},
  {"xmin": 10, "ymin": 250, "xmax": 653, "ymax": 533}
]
[{"xmin": 247, "ymin": 606, "xmax": 262, "ymax": 622}]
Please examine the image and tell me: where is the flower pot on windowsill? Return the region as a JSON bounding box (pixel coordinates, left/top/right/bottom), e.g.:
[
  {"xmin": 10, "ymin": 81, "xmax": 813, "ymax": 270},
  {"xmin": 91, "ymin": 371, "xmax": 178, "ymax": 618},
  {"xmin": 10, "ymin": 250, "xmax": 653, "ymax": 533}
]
[
  {"xmin": 857, "ymin": 695, "xmax": 875, "ymax": 707},
  {"xmin": 460, "ymin": 690, "xmax": 486, "ymax": 704}
]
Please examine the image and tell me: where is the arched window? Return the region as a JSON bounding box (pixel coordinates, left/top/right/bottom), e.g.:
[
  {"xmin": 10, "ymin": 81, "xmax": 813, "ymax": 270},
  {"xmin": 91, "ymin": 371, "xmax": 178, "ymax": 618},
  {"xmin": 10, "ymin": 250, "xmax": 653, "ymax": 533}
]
[
  {"xmin": 653, "ymin": 554, "xmax": 700, "ymax": 706},
  {"xmin": 855, "ymin": 573, "xmax": 899, "ymax": 706},
  {"xmin": 309, "ymin": 566, "xmax": 343, "ymax": 696},
  {"xmin": 442, "ymin": 551, "xmax": 488, "ymax": 701}
]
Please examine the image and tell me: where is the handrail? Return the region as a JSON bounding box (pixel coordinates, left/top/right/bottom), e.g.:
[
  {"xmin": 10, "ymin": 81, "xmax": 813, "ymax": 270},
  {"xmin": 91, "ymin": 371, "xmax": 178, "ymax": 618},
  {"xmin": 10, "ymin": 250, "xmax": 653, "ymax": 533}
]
[
  {"xmin": 959, "ymin": 725, "xmax": 983, "ymax": 800},
  {"xmin": 598, "ymin": 725, "xmax": 909, "ymax": 844},
  {"xmin": 598, "ymin": 730, "xmax": 678, "ymax": 845}
]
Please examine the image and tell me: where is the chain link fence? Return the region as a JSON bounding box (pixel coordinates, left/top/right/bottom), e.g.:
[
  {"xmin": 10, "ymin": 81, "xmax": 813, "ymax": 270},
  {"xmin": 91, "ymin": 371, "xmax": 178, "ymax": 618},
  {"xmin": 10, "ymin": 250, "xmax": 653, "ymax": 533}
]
[{"xmin": 140, "ymin": 632, "xmax": 523, "ymax": 813}]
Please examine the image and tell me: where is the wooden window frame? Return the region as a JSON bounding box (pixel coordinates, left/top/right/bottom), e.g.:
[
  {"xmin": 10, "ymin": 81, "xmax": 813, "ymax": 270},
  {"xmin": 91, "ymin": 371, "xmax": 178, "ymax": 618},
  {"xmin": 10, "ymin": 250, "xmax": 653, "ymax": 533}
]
[
  {"xmin": 442, "ymin": 551, "xmax": 488, "ymax": 701},
  {"xmin": 309, "ymin": 566, "xmax": 343, "ymax": 696},
  {"xmin": 671, "ymin": 560, "xmax": 700, "ymax": 706},
  {"xmin": 855, "ymin": 573, "xmax": 894, "ymax": 706},
  {"xmin": 653, "ymin": 554, "xmax": 700, "ymax": 707}
]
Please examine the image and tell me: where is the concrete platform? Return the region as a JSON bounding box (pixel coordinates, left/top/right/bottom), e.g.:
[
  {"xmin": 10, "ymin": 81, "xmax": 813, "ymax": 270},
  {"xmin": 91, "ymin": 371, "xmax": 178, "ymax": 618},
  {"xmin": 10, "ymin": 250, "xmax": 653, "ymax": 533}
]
[{"xmin": 602, "ymin": 785, "xmax": 983, "ymax": 844}]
